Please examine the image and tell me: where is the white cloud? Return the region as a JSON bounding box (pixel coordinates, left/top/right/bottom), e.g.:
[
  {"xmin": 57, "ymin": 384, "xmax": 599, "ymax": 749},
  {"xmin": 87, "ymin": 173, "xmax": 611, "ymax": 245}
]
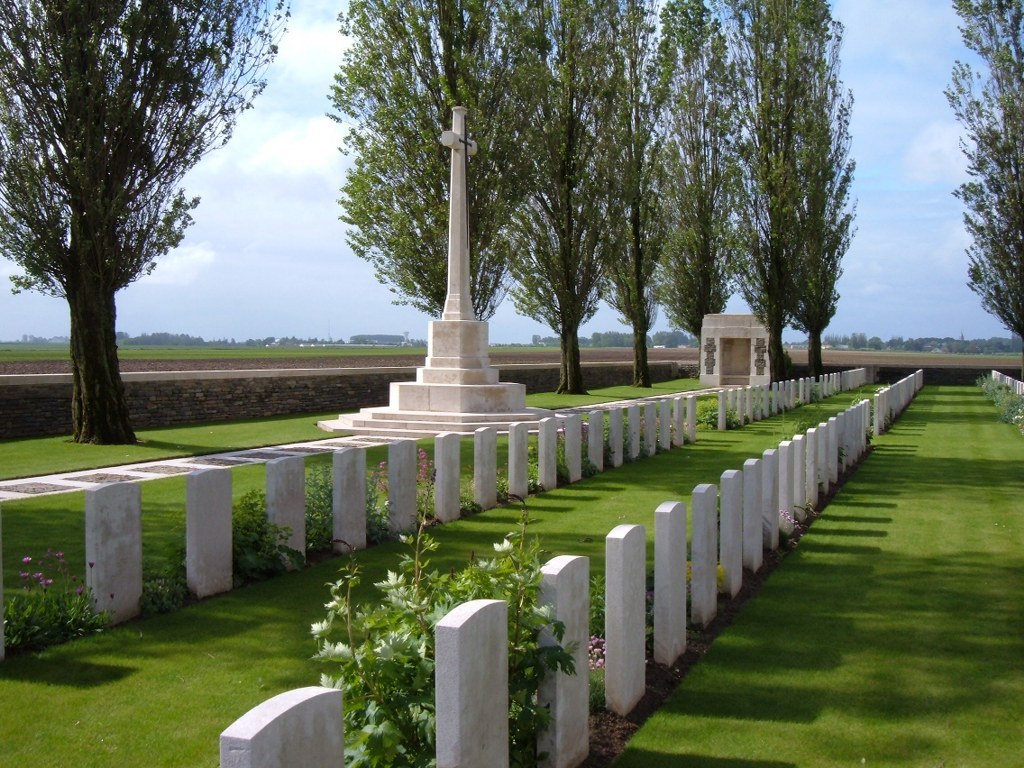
[
  {"xmin": 240, "ymin": 114, "xmax": 347, "ymax": 182},
  {"xmin": 902, "ymin": 121, "xmax": 967, "ymax": 184},
  {"xmin": 144, "ymin": 243, "xmax": 216, "ymax": 286}
]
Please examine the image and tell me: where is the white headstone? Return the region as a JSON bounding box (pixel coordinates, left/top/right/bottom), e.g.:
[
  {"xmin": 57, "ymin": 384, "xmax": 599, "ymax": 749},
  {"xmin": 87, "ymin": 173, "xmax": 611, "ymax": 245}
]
[
  {"xmin": 85, "ymin": 482, "xmax": 142, "ymax": 624},
  {"xmin": 435, "ymin": 433, "xmax": 462, "ymax": 522},
  {"xmin": 436, "ymin": 600, "xmax": 509, "ymax": 768},
  {"xmin": 538, "ymin": 417, "xmax": 558, "ymax": 491},
  {"xmin": 720, "ymin": 470, "xmax": 743, "ymax": 598},
  {"xmin": 717, "ymin": 390, "xmax": 727, "ymax": 431},
  {"xmin": 609, "ymin": 408, "xmax": 624, "ymax": 468},
  {"xmin": 474, "ymin": 427, "xmax": 498, "ymax": 510},
  {"xmin": 671, "ymin": 397, "xmax": 685, "ymax": 447},
  {"xmin": 658, "ymin": 399, "xmax": 672, "ymax": 451},
  {"xmin": 627, "ymin": 405, "xmax": 641, "ymax": 460},
  {"xmin": 508, "ymin": 422, "xmax": 530, "ymax": 499},
  {"xmin": 0, "ymin": 510, "xmax": 5, "ymax": 660},
  {"xmin": 605, "ymin": 524, "xmax": 646, "ymax": 716},
  {"xmin": 654, "ymin": 501, "xmax": 687, "ymax": 666},
  {"xmin": 186, "ymin": 468, "xmax": 232, "ymax": 598},
  {"xmin": 643, "ymin": 402, "xmax": 657, "ymax": 457},
  {"xmin": 761, "ymin": 449, "xmax": 779, "ymax": 550},
  {"xmin": 804, "ymin": 428, "xmax": 819, "ymax": 510},
  {"xmin": 538, "ymin": 555, "xmax": 590, "ymax": 768},
  {"xmin": 220, "ymin": 687, "xmax": 344, "ymax": 768},
  {"xmin": 691, "ymin": 484, "xmax": 718, "ymax": 627},
  {"xmin": 587, "ymin": 410, "xmax": 605, "ymax": 472},
  {"xmin": 742, "ymin": 458, "xmax": 763, "ymax": 572},
  {"xmin": 333, "ymin": 447, "xmax": 367, "ymax": 552},
  {"xmin": 267, "ymin": 455, "xmax": 305, "ymax": 561},
  {"xmin": 777, "ymin": 440, "xmax": 793, "ymax": 528},
  {"xmin": 792, "ymin": 434, "xmax": 807, "ymax": 520},
  {"xmin": 827, "ymin": 417, "xmax": 839, "ymax": 484},
  {"xmin": 563, "ymin": 414, "xmax": 582, "ymax": 483},
  {"xmin": 388, "ymin": 439, "xmax": 418, "ymax": 534},
  {"xmin": 686, "ymin": 396, "xmax": 697, "ymax": 443}
]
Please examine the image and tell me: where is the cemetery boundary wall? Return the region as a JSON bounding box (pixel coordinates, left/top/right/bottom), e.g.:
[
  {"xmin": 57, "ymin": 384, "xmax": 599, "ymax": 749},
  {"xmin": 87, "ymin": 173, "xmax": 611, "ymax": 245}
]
[{"xmin": 0, "ymin": 361, "xmax": 690, "ymax": 440}]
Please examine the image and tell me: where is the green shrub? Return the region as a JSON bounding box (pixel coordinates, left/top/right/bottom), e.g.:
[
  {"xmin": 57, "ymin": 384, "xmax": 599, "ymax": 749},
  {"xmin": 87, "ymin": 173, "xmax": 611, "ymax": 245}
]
[
  {"xmin": 232, "ymin": 490, "xmax": 302, "ymax": 586},
  {"xmin": 696, "ymin": 399, "xmax": 742, "ymax": 430},
  {"xmin": 141, "ymin": 544, "xmax": 190, "ymax": 617},
  {"xmin": 3, "ymin": 549, "xmax": 108, "ymax": 654},
  {"xmin": 305, "ymin": 465, "xmax": 334, "ymax": 552},
  {"xmin": 314, "ymin": 514, "xmax": 575, "ymax": 768},
  {"xmin": 979, "ymin": 376, "xmax": 1024, "ymax": 432}
]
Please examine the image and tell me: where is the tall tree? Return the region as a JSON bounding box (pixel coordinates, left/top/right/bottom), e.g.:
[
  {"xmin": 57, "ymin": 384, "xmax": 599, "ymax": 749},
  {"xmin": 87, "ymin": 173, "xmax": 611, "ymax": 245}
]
[
  {"xmin": 334, "ymin": 0, "xmax": 534, "ymax": 321},
  {"xmin": 657, "ymin": 0, "xmax": 740, "ymax": 339},
  {"xmin": 605, "ymin": 0, "xmax": 666, "ymax": 387},
  {"xmin": 948, "ymin": 0, "xmax": 1024, "ymax": 378},
  {"xmin": 791, "ymin": 13, "xmax": 855, "ymax": 378},
  {"xmin": 508, "ymin": 0, "xmax": 618, "ymax": 394},
  {"xmin": 0, "ymin": 0, "xmax": 287, "ymax": 444},
  {"xmin": 727, "ymin": 0, "xmax": 829, "ymax": 380}
]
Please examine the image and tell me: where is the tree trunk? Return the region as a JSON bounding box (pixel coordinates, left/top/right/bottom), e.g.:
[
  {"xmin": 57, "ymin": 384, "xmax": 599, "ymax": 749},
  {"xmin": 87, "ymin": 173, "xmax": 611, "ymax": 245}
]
[
  {"xmin": 768, "ymin": 321, "xmax": 787, "ymax": 383},
  {"xmin": 807, "ymin": 330, "xmax": 824, "ymax": 378},
  {"xmin": 632, "ymin": 323, "xmax": 651, "ymax": 388},
  {"xmin": 68, "ymin": 282, "xmax": 136, "ymax": 444},
  {"xmin": 558, "ymin": 327, "xmax": 586, "ymax": 394}
]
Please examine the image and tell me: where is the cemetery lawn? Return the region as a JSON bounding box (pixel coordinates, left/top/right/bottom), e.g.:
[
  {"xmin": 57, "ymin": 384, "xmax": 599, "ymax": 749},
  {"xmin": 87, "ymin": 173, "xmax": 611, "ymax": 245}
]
[
  {"xmin": 615, "ymin": 384, "xmax": 1024, "ymax": 767},
  {"xmin": 0, "ymin": 387, "xmax": 862, "ymax": 767}
]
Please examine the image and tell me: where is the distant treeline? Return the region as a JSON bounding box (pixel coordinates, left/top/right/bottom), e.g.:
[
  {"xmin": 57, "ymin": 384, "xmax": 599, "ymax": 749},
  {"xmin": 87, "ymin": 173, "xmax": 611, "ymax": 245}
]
[
  {"xmin": 821, "ymin": 333, "xmax": 1023, "ymax": 354},
  {"xmin": 529, "ymin": 330, "xmax": 698, "ymax": 348}
]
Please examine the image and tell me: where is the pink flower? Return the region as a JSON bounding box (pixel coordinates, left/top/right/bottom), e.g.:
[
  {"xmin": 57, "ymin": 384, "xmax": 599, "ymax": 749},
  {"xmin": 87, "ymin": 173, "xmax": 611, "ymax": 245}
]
[{"xmin": 22, "ymin": 556, "xmax": 32, "ymax": 564}]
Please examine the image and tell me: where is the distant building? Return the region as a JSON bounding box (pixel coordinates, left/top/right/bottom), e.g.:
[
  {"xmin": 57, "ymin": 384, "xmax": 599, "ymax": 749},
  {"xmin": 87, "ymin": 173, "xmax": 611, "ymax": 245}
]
[{"xmin": 349, "ymin": 334, "xmax": 407, "ymax": 346}]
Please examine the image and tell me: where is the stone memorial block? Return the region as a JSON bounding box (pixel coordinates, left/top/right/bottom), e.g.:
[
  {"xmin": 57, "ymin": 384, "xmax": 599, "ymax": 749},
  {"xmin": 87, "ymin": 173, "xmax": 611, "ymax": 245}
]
[
  {"xmin": 539, "ymin": 555, "xmax": 590, "ymax": 768},
  {"xmin": 792, "ymin": 434, "xmax": 807, "ymax": 520},
  {"xmin": 777, "ymin": 441, "xmax": 793, "ymax": 528},
  {"xmin": 720, "ymin": 470, "xmax": 743, "ymax": 598},
  {"xmin": 827, "ymin": 417, "xmax": 839, "ymax": 484},
  {"xmin": 267, "ymin": 455, "xmax": 305, "ymax": 561},
  {"xmin": 220, "ymin": 687, "xmax": 343, "ymax": 768},
  {"xmin": 742, "ymin": 458, "xmax": 763, "ymax": 572},
  {"xmin": 686, "ymin": 396, "xmax": 697, "ymax": 444},
  {"xmin": 86, "ymin": 482, "xmax": 143, "ymax": 624},
  {"xmin": 671, "ymin": 398, "xmax": 685, "ymax": 447},
  {"xmin": 538, "ymin": 417, "xmax": 559, "ymax": 491},
  {"xmin": 699, "ymin": 314, "xmax": 771, "ymax": 386},
  {"xmin": 717, "ymin": 390, "xmax": 727, "ymax": 431},
  {"xmin": 333, "ymin": 447, "xmax": 367, "ymax": 552},
  {"xmin": 627, "ymin": 405, "xmax": 641, "ymax": 460},
  {"xmin": 804, "ymin": 428, "xmax": 819, "ymax": 509},
  {"xmin": 186, "ymin": 468, "xmax": 232, "ymax": 598},
  {"xmin": 642, "ymin": 402, "xmax": 657, "ymax": 457},
  {"xmin": 691, "ymin": 484, "xmax": 718, "ymax": 627},
  {"xmin": 609, "ymin": 408, "xmax": 624, "ymax": 468},
  {"xmin": 761, "ymin": 449, "xmax": 779, "ymax": 550},
  {"xmin": 654, "ymin": 501, "xmax": 687, "ymax": 666},
  {"xmin": 508, "ymin": 423, "xmax": 530, "ymax": 499},
  {"xmin": 658, "ymin": 400, "xmax": 672, "ymax": 451},
  {"xmin": 474, "ymin": 427, "xmax": 498, "ymax": 510},
  {"xmin": 564, "ymin": 414, "xmax": 583, "ymax": 483},
  {"xmin": 587, "ymin": 411, "xmax": 605, "ymax": 472},
  {"xmin": 435, "ymin": 433, "xmax": 462, "ymax": 523},
  {"xmin": 436, "ymin": 599, "xmax": 509, "ymax": 768},
  {"xmin": 605, "ymin": 524, "xmax": 646, "ymax": 716},
  {"xmin": 388, "ymin": 439, "xmax": 418, "ymax": 534}
]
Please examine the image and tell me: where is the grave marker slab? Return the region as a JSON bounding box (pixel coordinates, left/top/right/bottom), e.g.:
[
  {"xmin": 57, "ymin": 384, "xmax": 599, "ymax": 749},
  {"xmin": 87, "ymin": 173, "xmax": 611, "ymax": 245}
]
[
  {"xmin": 605, "ymin": 524, "xmax": 646, "ymax": 715},
  {"xmin": 691, "ymin": 484, "xmax": 718, "ymax": 627},
  {"xmin": 654, "ymin": 501, "xmax": 687, "ymax": 666},
  {"xmin": 538, "ymin": 418, "xmax": 558, "ymax": 491},
  {"xmin": 86, "ymin": 483, "xmax": 142, "ymax": 624},
  {"xmin": 508, "ymin": 423, "xmax": 529, "ymax": 499},
  {"xmin": 658, "ymin": 399, "xmax": 672, "ymax": 451},
  {"xmin": 761, "ymin": 449, "xmax": 779, "ymax": 550},
  {"xmin": 587, "ymin": 411, "xmax": 605, "ymax": 472},
  {"xmin": 388, "ymin": 440, "xmax": 417, "ymax": 534},
  {"xmin": 333, "ymin": 447, "xmax": 367, "ymax": 552},
  {"xmin": 742, "ymin": 459, "xmax": 763, "ymax": 571},
  {"xmin": 474, "ymin": 427, "xmax": 498, "ymax": 509},
  {"xmin": 435, "ymin": 433, "xmax": 461, "ymax": 523},
  {"xmin": 627, "ymin": 405, "xmax": 641, "ymax": 460},
  {"xmin": 267, "ymin": 456, "xmax": 305, "ymax": 561},
  {"xmin": 564, "ymin": 414, "xmax": 583, "ymax": 483},
  {"xmin": 720, "ymin": 470, "xmax": 743, "ymax": 597},
  {"xmin": 186, "ymin": 468, "xmax": 232, "ymax": 598},
  {"xmin": 609, "ymin": 408, "xmax": 624, "ymax": 468}
]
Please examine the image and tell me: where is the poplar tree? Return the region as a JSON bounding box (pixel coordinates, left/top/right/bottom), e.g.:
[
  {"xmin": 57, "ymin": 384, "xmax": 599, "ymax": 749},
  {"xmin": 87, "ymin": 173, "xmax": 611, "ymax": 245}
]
[
  {"xmin": 657, "ymin": 0, "xmax": 740, "ymax": 339},
  {"xmin": 334, "ymin": 0, "xmax": 534, "ymax": 321},
  {"xmin": 604, "ymin": 0, "xmax": 667, "ymax": 388},
  {"xmin": 508, "ymin": 0, "xmax": 618, "ymax": 394},
  {"xmin": 0, "ymin": 0, "xmax": 287, "ymax": 443},
  {"xmin": 947, "ymin": 0, "xmax": 1024, "ymax": 377}
]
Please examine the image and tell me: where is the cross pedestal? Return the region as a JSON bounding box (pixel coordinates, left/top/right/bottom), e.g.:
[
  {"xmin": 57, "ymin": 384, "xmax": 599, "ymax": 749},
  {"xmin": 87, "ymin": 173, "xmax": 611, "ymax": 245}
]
[{"xmin": 318, "ymin": 107, "xmax": 549, "ymax": 438}]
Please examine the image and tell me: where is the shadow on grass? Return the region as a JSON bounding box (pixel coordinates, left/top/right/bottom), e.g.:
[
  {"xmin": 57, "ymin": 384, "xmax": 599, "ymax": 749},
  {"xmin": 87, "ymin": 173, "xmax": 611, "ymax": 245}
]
[
  {"xmin": 615, "ymin": 751, "xmax": 796, "ymax": 768},
  {"xmin": 0, "ymin": 656, "xmax": 136, "ymax": 687}
]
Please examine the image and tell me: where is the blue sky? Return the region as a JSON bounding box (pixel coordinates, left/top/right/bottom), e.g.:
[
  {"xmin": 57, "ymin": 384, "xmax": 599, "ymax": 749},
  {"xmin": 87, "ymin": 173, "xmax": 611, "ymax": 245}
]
[{"xmin": 0, "ymin": 0, "xmax": 1010, "ymax": 344}]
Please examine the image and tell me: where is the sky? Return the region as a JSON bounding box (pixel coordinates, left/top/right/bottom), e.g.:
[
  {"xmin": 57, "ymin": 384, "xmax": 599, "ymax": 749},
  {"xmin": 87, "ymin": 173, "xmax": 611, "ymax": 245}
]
[{"xmin": 0, "ymin": 0, "xmax": 1011, "ymax": 344}]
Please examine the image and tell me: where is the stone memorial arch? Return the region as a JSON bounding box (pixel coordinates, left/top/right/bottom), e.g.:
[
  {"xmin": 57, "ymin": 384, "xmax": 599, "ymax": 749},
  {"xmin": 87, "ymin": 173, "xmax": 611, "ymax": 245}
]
[{"xmin": 699, "ymin": 314, "xmax": 771, "ymax": 387}]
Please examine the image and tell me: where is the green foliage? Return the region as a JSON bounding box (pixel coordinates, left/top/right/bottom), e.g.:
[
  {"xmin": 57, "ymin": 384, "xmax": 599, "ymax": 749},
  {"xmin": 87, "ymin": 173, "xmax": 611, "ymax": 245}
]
[
  {"xmin": 305, "ymin": 465, "xmax": 335, "ymax": 552},
  {"xmin": 232, "ymin": 491, "xmax": 303, "ymax": 586},
  {"xmin": 3, "ymin": 550, "xmax": 108, "ymax": 654},
  {"xmin": 696, "ymin": 399, "xmax": 741, "ymax": 430},
  {"xmin": 314, "ymin": 515, "xmax": 575, "ymax": 768},
  {"xmin": 141, "ymin": 544, "xmax": 190, "ymax": 617},
  {"xmin": 978, "ymin": 376, "xmax": 1024, "ymax": 432}
]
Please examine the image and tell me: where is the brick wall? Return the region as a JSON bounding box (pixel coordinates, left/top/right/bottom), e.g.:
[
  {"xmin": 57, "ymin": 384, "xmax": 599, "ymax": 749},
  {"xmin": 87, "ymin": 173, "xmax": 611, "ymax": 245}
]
[{"xmin": 0, "ymin": 361, "xmax": 689, "ymax": 440}]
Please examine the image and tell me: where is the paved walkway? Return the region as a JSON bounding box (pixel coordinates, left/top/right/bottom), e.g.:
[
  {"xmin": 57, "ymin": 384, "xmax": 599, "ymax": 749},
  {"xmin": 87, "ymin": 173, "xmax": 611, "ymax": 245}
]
[{"xmin": 0, "ymin": 387, "xmax": 717, "ymax": 502}]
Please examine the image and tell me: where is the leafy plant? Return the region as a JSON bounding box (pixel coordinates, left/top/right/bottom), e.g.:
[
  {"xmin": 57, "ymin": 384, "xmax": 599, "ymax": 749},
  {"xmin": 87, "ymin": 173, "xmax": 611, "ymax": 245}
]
[
  {"xmin": 141, "ymin": 544, "xmax": 190, "ymax": 617},
  {"xmin": 3, "ymin": 549, "xmax": 108, "ymax": 654},
  {"xmin": 696, "ymin": 399, "xmax": 742, "ymax": 430},
  {"xmin": 305, "ymin": 464, "xmax": 335, "ymax": 552},
  {"xmin": 232, "ymin": 490, "xmax": 302, "ymax": 586},
  {"xmin": 314, "ymin": 513, "xmax": 575, "ymax": 768}
]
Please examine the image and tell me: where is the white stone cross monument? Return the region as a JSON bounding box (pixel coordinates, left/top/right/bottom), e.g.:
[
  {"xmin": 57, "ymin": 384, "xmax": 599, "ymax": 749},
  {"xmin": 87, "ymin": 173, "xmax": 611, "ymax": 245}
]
[{"xmin": 320, "ymin": 107, "xmax": 549, "ymax": 437}]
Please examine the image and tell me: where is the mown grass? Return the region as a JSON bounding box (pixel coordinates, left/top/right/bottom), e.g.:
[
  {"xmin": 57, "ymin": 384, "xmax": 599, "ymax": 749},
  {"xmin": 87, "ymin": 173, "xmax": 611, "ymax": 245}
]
[
  {"xmin": 615, "ymin": 385, "xmax": 1024, "ymax": 767},
  {"xmin": 0, "ymin": 389, "xmax": 869, "ymax": 768}
]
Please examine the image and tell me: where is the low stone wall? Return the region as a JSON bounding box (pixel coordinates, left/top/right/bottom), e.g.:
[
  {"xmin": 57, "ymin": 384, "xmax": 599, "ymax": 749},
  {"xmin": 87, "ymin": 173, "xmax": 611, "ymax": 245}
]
[{"xmin": 0, "ymin": 361, "xmax": 688, "ymax": 440}]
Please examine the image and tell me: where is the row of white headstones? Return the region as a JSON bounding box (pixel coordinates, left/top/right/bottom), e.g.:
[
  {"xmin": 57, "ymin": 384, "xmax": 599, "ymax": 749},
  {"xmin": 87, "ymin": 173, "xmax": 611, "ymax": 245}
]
[
  {"xmin": 211, "ymin": 369, "xmax": 926, "ymax": 768},
  {"xmin": 0, "ymin": 368, "xmax": 890, "ymax": 666},
  {"xmin": 991, "ymin": 369, "xmax": 1024, "ymax": 396}
]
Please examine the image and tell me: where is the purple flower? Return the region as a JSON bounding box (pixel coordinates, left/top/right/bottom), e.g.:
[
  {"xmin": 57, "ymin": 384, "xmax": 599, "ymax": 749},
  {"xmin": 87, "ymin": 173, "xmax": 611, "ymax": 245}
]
[{"xmin": 22, "ymin": 556, "xmax": 32, "ymax": 564}]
